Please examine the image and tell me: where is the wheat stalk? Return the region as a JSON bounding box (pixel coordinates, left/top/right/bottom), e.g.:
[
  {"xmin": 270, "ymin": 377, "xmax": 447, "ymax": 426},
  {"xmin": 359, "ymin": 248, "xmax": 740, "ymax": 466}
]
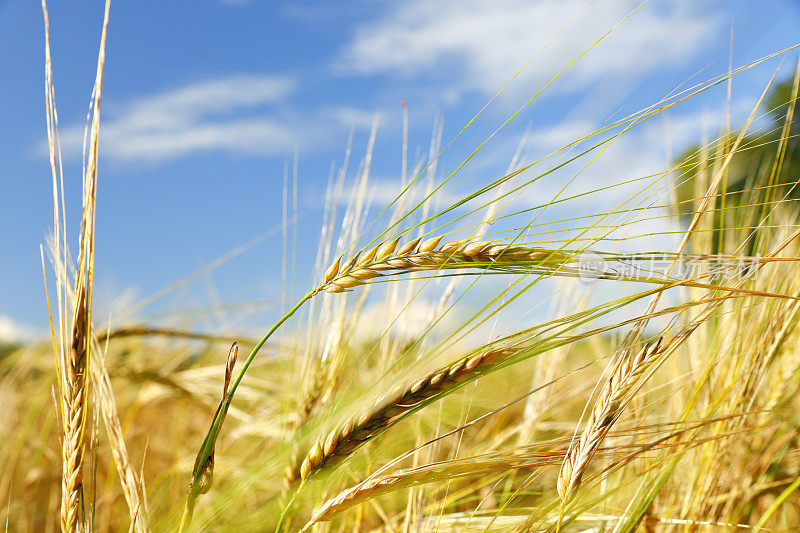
[
  {"xmin": 301, "ymin": 452, "xmax": 564, "ymax": 530},
  {"xmin": 42, "ymin": 0, "xmax": 111, "ymax": 529},
  {"xmin": 557, "ymin": 337, "xmax": 663, "ymax": 502},
  {"xmin": 41, "ymin": 3, "xmax": 83, "ymax": 528},
  {"xmin": 283, "ymin": 345, "xmax": 516, "ymax": 487},
  {"xmin": 192, "ymin": 234, "xmax": 760, "ymax": 519}
]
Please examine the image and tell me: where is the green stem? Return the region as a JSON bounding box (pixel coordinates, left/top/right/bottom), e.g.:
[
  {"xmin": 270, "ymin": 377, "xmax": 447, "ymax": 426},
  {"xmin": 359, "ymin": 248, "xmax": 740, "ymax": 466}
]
[
  {"xmin": 275, "ymin": 486, "xmax": 300, "ymax": 533},
  {"xmin": 756, "ymin": 474, "xmax": 800, "ymax": 529},
  {"xmin": 227, "ymin": 294, "xmax": 311, "ymax": 397},
  {"xmin": 180, "ymin": 293, "xmax": 313, "ymax": 531},
  {"xmin": 179, "ymin": 497, "xmax": 196, "ymax": 533}
]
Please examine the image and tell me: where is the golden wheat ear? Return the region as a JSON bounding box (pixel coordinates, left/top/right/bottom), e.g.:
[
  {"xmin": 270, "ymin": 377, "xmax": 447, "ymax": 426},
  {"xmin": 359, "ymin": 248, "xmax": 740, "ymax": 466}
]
[
  {"xmin": 283, "ymin": 345, "xmax": 515, "ymax": 487},
  {"xmin": 558, "ymin": 337, "xmax": 663, "ymax": 502},
  {"xmin": 41, "ymin": 0, "xmax": 111, "ymax": 530},
  {"xmin": 313, "ymin": 236, "xmax": 570, "ymax": 295}
]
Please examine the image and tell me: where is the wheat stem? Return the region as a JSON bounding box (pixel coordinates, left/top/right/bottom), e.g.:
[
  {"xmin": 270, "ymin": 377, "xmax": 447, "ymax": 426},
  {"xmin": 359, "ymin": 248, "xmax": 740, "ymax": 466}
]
[{"xmin": 182, "ymin": 296, "xmax": 309, "ymax": 530}]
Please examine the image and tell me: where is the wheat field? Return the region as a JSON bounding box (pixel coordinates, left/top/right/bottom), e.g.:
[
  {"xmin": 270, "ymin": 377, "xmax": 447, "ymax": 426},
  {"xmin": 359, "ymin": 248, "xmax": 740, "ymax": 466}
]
[{"xmin": 3, "ymin": 1, "xmax": 800, "ymax": 531}]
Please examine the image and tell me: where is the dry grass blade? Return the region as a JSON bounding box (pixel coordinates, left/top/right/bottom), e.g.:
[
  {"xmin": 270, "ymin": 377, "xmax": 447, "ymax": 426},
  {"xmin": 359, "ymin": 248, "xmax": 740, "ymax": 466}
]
[
  {"xmin": 89, "ymin": 338, "xmax": 149, "ymax": 532},
  {"xmin": 99, "ymin": 326, "xmax": 252, "ymax": 345},
  {"xmin": 557, "ymin": 337, "xmax": 663, "ymax": 502}
]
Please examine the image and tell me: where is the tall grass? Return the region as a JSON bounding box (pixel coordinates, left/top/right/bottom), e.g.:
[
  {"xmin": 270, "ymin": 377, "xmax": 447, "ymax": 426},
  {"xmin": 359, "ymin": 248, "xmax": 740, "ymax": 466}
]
[{"xmin": 2, "ymin": 2, "xmax": 800, "ymax": 531}]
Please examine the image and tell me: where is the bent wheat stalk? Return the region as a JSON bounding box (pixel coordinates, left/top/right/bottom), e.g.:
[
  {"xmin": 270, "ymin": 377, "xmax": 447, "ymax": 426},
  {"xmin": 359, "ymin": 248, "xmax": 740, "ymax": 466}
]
[
  {"xmin": 283, "ymin": 345, "xmax": 516, "ymax": 488},
  {"xmin": 310, "ymin": 235, "xmax": 571, "ymax": 295},
  {"xmin": 557, "ymin": 337, "xmax": 664, "ymax": 501}
]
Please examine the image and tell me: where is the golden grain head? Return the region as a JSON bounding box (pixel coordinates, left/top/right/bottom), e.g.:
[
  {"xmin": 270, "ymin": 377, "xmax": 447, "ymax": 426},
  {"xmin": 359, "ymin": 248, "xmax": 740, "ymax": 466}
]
[
  {"xmin": 324, "ymin": 257, "xmax": 341, "ymax": 283},
  {"xmin": 375, "ymin": 237, "xmax": 401, "ymax": 261},
  {"xmin": 418, "ymin": 235, "xmax": 443, "ymax": 253},
  {"xmin": 439, "ymin": 239, "xmax": 465, "ymax": 254},
  {"xmin": 396, "ymin": 236, "xmax": 422, "ymax": 256},
  {"xmin": 358, "ymin": 244, "xmax": 379, "ymax": 266}
]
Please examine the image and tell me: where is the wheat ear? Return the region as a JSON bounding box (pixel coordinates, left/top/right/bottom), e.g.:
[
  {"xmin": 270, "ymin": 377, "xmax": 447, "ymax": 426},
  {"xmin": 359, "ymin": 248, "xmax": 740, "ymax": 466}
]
[
  {"xmin": 280, "ymin": 238, "xmax": 566, "ymax": 484},
  {"xmin": 557, "ymin": 337, "xmax": 663, "ymax": 501},
  {"xmin": 283, "ymin": 345, "xmax": 515, "ymax": 487},
  {"xmin": 59, "ymin": 286, "xmax": 89, "ymax": 532},
  {"xmin": 311, "ymin": 236, "xmax": 571, "ymax": 295},
  {"xmin": 42, "ymin": 0, "xmax": 111, "ymax": 528}
]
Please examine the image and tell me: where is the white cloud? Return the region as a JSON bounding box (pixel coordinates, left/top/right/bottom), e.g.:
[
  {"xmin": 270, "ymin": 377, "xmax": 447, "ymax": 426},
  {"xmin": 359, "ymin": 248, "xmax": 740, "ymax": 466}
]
[
  {"xmin": 123, "ymin": 74, "xmax": 294, "ymax": 120},
  {"xmin": 324, "ymin": 106, "xmax": 380, "ymax": 131},
  {"xmin": 97, "ymin": 117, "xmax": 297, "ymax": 162},
  {"xmin": 0, "ymin": 315, "xmax": 38, "ymax": 344},
  {"xmin": 55, "ymin": 74, "xmax": 375, "ymax": 164},
  {"xmin": 528, "ymin": 119, "xmax": 598, "ymax": 151},
  {"xmin": 58, "ymin": 74, "xmax": 297, "ymax": 163},
  {"xmin": 338, "ymin": 0, "xmax": 721, "ymax": 96}
]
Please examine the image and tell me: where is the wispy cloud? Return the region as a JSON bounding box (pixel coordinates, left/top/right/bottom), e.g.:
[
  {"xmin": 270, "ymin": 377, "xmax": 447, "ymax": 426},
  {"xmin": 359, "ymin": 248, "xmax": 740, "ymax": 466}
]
[
  {"xmin": 0, "ymin": 315, "xmax": 38, "ymax": 344},
  {"xmin": 338, "ymin": 0, "xmax": 721, "ymax": 97},
  {"xmin": 57, "ymin": 74, "xmax": 296, "ymax": 162},
  {"xmin": 54, "ymin": 74, "xmax": 374, "ymax": 164}
]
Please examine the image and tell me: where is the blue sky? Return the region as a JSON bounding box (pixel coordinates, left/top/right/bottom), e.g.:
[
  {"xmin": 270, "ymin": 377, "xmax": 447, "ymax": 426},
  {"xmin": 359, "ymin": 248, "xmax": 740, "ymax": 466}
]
[{"xmin": 1, "ymin": 0, "xmax": 799, "ymax": 342}]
